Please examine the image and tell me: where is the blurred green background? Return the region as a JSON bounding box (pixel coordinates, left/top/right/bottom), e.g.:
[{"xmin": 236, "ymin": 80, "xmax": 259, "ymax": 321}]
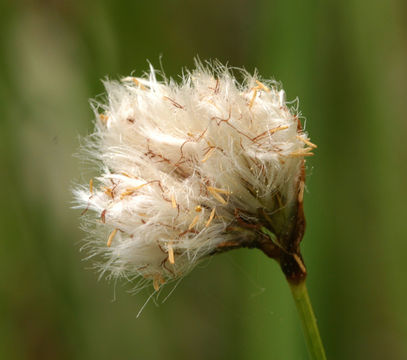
[{"xmin": 1, "ymin": 1, "xmax": 406, "ymax": 359}]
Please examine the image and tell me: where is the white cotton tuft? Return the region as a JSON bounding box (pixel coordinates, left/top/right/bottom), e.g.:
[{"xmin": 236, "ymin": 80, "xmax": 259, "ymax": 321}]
[{"xmin": 73, "ymin": 60, "xmax": 315, "ymax": 292}]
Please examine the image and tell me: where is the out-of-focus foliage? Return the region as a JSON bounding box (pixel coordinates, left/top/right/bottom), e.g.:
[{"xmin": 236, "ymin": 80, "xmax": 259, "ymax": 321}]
[{"xmin": 1, "ymin": 1, "xmax": 406, "ymax": 359}]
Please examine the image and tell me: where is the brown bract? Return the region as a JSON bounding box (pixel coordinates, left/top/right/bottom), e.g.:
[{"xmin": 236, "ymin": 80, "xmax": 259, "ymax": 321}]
[{"xmin": 211, "ymin": 149, "xmax": 308, "ymax": 284}]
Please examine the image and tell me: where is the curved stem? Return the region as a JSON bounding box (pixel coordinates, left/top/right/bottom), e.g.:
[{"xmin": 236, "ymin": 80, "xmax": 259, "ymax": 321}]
[{"xmin": 288, "ymin": 280, "xmax": 327, "ymax": 360}]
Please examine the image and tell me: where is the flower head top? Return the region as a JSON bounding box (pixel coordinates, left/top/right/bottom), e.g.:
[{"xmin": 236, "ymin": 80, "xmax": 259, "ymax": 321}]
[{"xmin": 74, "ymin": 61, "xmax": 315, "ymax": 291}]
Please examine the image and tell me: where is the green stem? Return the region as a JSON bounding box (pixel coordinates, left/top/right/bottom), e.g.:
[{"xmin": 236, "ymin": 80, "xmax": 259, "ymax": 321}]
[{"xmin": 288, "ymin": 281, "xmax": 327, "ymax": 360}]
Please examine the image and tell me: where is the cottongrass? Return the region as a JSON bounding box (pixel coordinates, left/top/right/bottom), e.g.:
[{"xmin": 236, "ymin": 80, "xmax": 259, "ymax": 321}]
[{"xmin": 73, "ymin": 60, "xmax": 314, "ymax": 292}]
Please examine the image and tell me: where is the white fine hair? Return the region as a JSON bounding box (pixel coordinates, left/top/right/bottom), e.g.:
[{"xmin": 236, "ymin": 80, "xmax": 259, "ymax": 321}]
[{"xmin": 73, "ymin": 60, "xmax": 315, "ymax": 292}]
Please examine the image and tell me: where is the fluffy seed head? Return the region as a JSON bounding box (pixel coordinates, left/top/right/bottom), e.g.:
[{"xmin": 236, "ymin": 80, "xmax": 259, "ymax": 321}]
[{"xmin": 73, "ymin": 61, "xmax": 314, "ymax": 291}]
